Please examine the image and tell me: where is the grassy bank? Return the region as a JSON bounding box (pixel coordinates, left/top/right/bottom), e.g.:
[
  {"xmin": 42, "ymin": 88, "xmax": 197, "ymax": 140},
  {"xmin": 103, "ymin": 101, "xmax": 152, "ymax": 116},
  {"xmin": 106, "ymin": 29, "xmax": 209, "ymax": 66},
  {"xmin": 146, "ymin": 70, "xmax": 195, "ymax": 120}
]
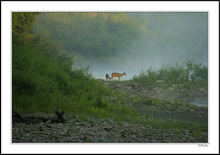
[{"xmin": 12, "ymin": 33, "xmax": 140, "ymax": 123}]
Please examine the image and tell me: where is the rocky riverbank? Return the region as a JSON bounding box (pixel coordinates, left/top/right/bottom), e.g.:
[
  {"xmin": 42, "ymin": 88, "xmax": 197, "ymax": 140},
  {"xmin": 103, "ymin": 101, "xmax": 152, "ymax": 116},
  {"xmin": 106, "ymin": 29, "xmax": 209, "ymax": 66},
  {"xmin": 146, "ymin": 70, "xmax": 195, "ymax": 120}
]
[
  {"xmin": 105, "ymin": 81, "xmax": 208, "ymax": 107},
  {"xmin": 12, "ymin": 80, "xmax": 208, "ymax": 143},
  {"xmin": 12, "ymin": 115, "xmax": 207, "ymax": 143}
]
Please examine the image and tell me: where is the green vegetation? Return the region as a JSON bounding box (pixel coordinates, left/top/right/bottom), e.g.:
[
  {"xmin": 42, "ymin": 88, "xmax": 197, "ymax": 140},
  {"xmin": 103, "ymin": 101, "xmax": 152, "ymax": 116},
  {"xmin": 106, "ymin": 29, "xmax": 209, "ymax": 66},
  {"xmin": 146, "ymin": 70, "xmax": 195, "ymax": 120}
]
[
  {"xmin": 132, "ymin": 60, "xmax": 208, "ymax": 89},
  {"xmin": 33, "ymin": 12, "xmax": 149, "ymax": 61},
  {"xmin": 12, "ymin": 12, "xmax": 139, "ymax": 121},
  {"xmin": 12, "ymin": 12, "xmax": 40, "ymax": 34},
  {"xmin": 12, "ymin": 32, "xmax": 140, "ymax": 120}
]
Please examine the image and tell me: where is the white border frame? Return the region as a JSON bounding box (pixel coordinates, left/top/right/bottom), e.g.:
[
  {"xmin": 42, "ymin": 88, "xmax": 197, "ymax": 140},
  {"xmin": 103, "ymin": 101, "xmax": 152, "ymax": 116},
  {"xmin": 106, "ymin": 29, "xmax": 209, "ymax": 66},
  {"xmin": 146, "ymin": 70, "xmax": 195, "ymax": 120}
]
[{"xmin": 1, "ymin": 1, "xmax": 219, "ymax": 154}]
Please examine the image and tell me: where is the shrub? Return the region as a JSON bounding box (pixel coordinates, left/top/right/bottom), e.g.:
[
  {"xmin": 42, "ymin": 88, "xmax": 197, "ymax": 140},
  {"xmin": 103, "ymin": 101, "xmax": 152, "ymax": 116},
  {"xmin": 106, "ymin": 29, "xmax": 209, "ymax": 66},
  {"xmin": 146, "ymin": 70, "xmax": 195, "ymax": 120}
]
[{"xmin": 132, "ymin": 60, "xmax": 207, "ymax": 90}]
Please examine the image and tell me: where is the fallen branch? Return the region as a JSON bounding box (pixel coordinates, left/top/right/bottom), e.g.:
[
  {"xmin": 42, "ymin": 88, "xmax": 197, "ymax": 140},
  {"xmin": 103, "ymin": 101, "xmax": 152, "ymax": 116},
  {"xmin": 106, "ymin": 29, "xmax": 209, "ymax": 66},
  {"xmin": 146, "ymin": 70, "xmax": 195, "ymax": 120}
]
[{"xmin": 12, "ymin": 108, "xmax": 65, "ymax": 123}]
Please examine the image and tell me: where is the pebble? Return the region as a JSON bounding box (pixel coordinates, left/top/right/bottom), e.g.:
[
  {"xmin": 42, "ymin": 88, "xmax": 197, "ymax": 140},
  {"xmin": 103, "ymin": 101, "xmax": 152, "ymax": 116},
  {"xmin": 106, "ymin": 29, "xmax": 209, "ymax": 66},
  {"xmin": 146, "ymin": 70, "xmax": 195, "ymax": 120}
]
[{"xmin": 12, "ymin": 115, "xmax": 207, "ymax": 143}]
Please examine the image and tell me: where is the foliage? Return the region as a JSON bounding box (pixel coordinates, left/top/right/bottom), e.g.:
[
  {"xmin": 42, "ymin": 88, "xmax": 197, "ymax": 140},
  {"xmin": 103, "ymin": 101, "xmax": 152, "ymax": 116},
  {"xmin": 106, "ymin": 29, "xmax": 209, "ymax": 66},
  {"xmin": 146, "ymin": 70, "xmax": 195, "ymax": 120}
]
[
  {"xmin": 12, "ymin": 32, "xmax": 138, "ymax": 118},
  {"xmin": 132, "ymin": 60, "xmax": 208, "ymax": 89},
  {"xmin": 33, "ymin": 12, "xmax": 148, "ymax": 60},
  {"xmin": 12, "ymin": 34, "xmax": 132, "ymax": 122},
  {"xmin": 12, "ymin": 12, "xmax": 40, "ymax": 34}
]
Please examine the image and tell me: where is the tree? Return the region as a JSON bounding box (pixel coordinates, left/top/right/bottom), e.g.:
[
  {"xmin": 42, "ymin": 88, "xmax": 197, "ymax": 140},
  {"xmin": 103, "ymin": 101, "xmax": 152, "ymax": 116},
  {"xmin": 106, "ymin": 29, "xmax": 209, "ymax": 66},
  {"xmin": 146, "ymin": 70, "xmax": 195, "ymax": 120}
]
[{"xmin": 12, "ymin": 12, "xmax": 40, "ymax": 34}]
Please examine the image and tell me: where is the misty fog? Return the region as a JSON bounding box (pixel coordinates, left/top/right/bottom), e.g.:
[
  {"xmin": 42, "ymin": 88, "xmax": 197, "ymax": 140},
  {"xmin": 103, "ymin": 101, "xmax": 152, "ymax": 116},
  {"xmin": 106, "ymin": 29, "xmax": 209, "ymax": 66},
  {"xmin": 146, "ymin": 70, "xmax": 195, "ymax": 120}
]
[{"xmin": 73, "ymin": 12, "xmax": 208, "ymax": 80}]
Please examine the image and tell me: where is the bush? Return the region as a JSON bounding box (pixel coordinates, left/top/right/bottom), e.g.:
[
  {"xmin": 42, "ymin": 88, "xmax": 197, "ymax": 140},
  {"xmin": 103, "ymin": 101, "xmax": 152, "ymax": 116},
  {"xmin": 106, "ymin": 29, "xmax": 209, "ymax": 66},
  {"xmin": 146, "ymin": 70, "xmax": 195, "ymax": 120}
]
[{"xmin": 132, "ymin": 60, "xmax": 208, "ymax": 89}]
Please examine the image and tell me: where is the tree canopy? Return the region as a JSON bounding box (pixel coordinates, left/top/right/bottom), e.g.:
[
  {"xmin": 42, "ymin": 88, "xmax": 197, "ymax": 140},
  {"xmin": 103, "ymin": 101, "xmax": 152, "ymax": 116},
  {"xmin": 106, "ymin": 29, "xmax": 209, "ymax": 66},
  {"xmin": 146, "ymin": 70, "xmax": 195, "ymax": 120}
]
[
  {"xmin": 12, "ymin": 12, "xmax": 40, "ymax": 34},
  {"xmin": 33, "ymin": 12, "xmax": 149, "ymax": 60}
]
